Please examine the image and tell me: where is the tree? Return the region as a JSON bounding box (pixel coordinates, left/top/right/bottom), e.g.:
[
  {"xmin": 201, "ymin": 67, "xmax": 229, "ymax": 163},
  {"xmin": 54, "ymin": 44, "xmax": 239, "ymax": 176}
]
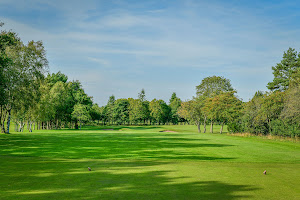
[
  {"xmin": 137, "ymin": 89, "xmax": 150, "ymax": 124},
  {"xmin": 196, "ymin": 76, "xmax": 234, "ymax": 98},
  {"xmin": 128, "ymin": 98, "xmax": 145, "ymax": 124},
  {"xmin": 177, "ymin": 98, "xmax": 204, "ymax": 132},
  {"xmin": 260, "ymin": 91, "xmax": 286, "ymax": 134},
  {"xmin": 206, "ymin": 92, "xmax": 242, "ymax": 134},
  {"xmin": 138, "ymin": 89, "xmax": 146, "ymax": 102},
  {"xmin": 36, "ymin": 82, "xmax": 55, "ymax": 129},
  {"xmin": 89, "ymin": 104, "xmax": 102, "ymax": 123},
  {"xmin": 204, "ymin": 97, "xmax": 219, "ymax": 133},
  {"xmin": 267, "ymin": 48, "xmax": 300, "ymax": 91},
  {"xmin": 242, "ymin": 91, "xmax": 267, "ymax": 134},
  {"xmin": 46, "ymin": 71, "xmax": 68, "ymax": 86},
  {"xmin": 49, "ymin": 81, "xmax": 70, "ymax": 129},
  {"xmin": 280, "ymin": 69, "xmax": 300, "ymax": 125},
  {"xmin": 149, "ymin": 99, "xmax": 171, "ymax": 125},
  {"xmin": 106, "ymin": 95, "xmax": 115, "ymax": 124},
  {"xmin": 0, "ymin": 30, "xmax": 48, "ymax": 133},
  {"xmin": 113, "ymin": 99, "xmax": 129, "ymax": 125},
  {"xmin": 0, "ymin": 30, "xmax": 21, "ymax": 133},
  {"xmin": 169, "ymin": 92, "xmax": 182, "ymax": 124},
  {"xmin": 195, "ymin": 76, "xmax": 235, "ymax": 133},
  {"xmin": 72, "ymin": 104, "xmax": 90, "ymax": 130}
]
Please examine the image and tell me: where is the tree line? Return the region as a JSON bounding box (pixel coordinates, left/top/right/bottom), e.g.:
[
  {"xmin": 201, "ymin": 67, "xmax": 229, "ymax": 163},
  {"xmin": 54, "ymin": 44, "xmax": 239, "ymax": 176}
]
[
  {"xmin": 1, "ymin": 23, "xmax": 299, "ymax": 136},
  {"xmin": 94, "ymin": 48, "xmax": 299, "ymax": 137},
  {"xmin": 0, "ymin": 25, "xmax": 93, "ymax": 133},
  {"xmin": 89, "ymin": 89, "xmax": 183, "ymax": 126}
]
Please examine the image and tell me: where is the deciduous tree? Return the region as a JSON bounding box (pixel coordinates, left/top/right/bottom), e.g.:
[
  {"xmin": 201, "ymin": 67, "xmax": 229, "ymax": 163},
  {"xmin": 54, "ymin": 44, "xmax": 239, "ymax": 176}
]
[
  {"xmin": 72, "ymin": 104, "xmax": 90, "ymax": 130},
  {"xmin": 196, "ymin": 76, "xmax": 234, "ymax": 98}
]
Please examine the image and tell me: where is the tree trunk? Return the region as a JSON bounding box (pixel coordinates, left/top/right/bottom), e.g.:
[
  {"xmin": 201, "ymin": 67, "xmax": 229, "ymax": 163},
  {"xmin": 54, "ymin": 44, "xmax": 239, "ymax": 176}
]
[
  {"xmin": 18, "ymin": 121, "xmax": 25, "ymax": 132},
  {"xmin": 75, "ymin": 121, "xmax": 79, "ymax": 129},
  {"xmin": 197, "ymin": 122, "xmax": 201, "ymax": 133},
  {"xmin": 268, "ymin": 119, "xmax": 272, "ymax": 135},
  {"xmin": 210, "ymin": 120, "xmax": 214, "ymax": 133},
  {"xmin": 6, "ymin": 109, "xmax": 11, "ymax": 134},
  {"xmin": 220, "ymin": 122, "xmax": 224, "ymax": 134},
  {"xmin": 29, "ymin": 121, "xmax": 32, "ymax": 132},
  {"xmin": 0, "ymin": 107, "xmax": 7, "ymax": 133}
]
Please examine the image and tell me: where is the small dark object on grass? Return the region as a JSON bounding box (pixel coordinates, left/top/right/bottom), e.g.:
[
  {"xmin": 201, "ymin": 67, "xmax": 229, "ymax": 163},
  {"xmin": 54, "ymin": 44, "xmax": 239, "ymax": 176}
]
[
  {"xmin": 88, "ymin": 167, "xmax": 91, "ymax": 171},
  {"xmin": 263, "ymin": 170, "xmax": 266, "ymax": 175}
]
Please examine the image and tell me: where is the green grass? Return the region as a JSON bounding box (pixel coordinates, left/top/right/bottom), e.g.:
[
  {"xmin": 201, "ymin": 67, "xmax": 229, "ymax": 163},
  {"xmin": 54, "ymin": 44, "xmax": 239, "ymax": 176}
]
[{"xmin": 0, "ymin": 125, "xmax": 299, "ymax": 199}]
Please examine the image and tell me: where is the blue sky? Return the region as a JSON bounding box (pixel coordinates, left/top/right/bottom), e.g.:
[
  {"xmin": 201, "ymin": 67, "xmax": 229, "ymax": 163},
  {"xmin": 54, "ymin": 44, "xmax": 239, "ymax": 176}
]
[{"xmin": 1, "ymin": 0, "xmax": 299, "ymax": 105}]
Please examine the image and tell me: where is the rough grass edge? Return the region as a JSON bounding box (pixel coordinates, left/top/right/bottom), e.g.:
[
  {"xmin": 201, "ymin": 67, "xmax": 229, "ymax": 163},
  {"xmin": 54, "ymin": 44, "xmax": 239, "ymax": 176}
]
[{"xmin": 226, "ymin": 132, "xmax": 300, "ymax": 142}]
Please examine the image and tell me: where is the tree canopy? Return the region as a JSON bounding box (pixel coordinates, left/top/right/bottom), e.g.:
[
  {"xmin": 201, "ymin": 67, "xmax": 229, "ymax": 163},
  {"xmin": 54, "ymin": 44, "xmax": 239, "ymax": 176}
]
[
  {"xmin": 267, "ymin": 47, "xmax": 300, "ymax": 91},
  {"xmin": 196, "ymin": 76, "xmax": 234, "ymax": 98}
]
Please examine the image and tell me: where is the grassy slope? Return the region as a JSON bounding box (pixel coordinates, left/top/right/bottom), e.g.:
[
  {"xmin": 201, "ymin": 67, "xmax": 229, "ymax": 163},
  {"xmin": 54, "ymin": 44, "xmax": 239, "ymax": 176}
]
[{"xmin": 0, "ymin": 125, "xmax": 299, "ymax": 200}]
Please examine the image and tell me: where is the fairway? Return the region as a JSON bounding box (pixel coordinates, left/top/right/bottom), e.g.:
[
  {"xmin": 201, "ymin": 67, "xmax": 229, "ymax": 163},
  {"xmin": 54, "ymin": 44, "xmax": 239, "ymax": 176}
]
[{"xmin": 0, "ymin": 125, "xmax": 299, "ymax": 200}]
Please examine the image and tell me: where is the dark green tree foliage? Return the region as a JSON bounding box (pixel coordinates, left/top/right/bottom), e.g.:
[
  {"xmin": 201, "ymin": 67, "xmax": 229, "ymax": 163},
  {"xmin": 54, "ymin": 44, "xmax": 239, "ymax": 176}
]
[
  {"xmin": 106, "ymin": 95, "xmax": 115, "ymax": 124},
  {"xmin": 242, "ymin": 91, "xmax": 268, "ymax": 134},
  {"xmin": 260, "ymin": 91, "xmax": 286, "ymax": 134},
  {"xmin": 138, "ymin": 89, "xmax": 146, "ymax": 102},
  {"xmin": 46, "ymin": 71, "xmax": 68, "ymax": 86},
  {"xmin": 138, "ymin": 89, "xmax": 150, "ymax": 124},
  {"xmin": 89, "ymin": 104, "xmax": 102, "ymax": 122},
  {"xmin": 196, "ymin": 76, "xmax": 234, "ymax": 98},
  {"xmin": 242, "ymin": 91, "xmax": 289, "ymax": 135},
  {"xmin": 149, "ymin": 99, "xmax": 171, "ymax": 125},
  {"xmin": 267, "ymin": 48, "xmax": 300, "ymax": 91},
  {"xmin": 113, "ymin": 99, "xmax": 129, "ymax": 125},
  {"xmin": 169, "ymin": 92, "xmax": 182, "ymax": 124},
  {"xmin": 128, "ymin": 98, "xmax": 144, "ymax": 124}
]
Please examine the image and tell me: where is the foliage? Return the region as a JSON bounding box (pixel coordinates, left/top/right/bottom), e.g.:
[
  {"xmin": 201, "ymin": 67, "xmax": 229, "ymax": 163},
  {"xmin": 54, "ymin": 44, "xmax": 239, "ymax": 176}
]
[
  {"xmin": 89, "ymin": 103, "xmax": 102, "ymax": 122},
  {"xmin": 149, "ymin": 99, "xmax": 171, "ymax": 124},
  {"xmin": 280, "ymin": 70, "xmax": 300, "ymax": 125},
  {"xmin": 169, "ymin": 92, "xmax": 182, "ymax": 124},
  {"xmin": 138, "ymin": 88, "xmax": 146, "ymax": 102},
  {"xmin": 113, "ymin": 99, "xmax": 130, "ymax": 125},
  {"xmin": 0, "ymin": 29, "xmax": 48, "ymax": 133},
  {"xmin": 196, "ymin": 76, "xmax": 234, "ymax": 98},
  {"xmin": 205, "ymin": 92, "xmax": 242, "ymax": 134},
  {"xmin": 267, "ymin": 47, "xmax": 300, "ymax": 91},
  {"xmin": 177, "ymin": 98, "xmax": 204, "ymax": 132},
  {"xmin": 72, "ymin": 104, "xmax": 90, "ymax": 129}
]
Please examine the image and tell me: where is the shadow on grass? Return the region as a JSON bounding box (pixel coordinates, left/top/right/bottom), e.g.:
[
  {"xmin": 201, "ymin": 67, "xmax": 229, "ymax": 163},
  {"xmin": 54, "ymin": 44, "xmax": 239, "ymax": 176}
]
[
  {"xmin": 0, "ymin": 133, "xmax": 234, "ymax": 161},
  {"xmin": 0, "ymin": 156, "xmax": 258, "ymax": 200}
]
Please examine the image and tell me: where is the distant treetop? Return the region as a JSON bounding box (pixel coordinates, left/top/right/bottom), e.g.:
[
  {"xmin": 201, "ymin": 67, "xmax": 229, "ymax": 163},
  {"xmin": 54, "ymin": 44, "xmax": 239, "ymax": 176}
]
[{"xmin": 196, "ymin": 76, "xmax": 234, "ymax": 98}]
